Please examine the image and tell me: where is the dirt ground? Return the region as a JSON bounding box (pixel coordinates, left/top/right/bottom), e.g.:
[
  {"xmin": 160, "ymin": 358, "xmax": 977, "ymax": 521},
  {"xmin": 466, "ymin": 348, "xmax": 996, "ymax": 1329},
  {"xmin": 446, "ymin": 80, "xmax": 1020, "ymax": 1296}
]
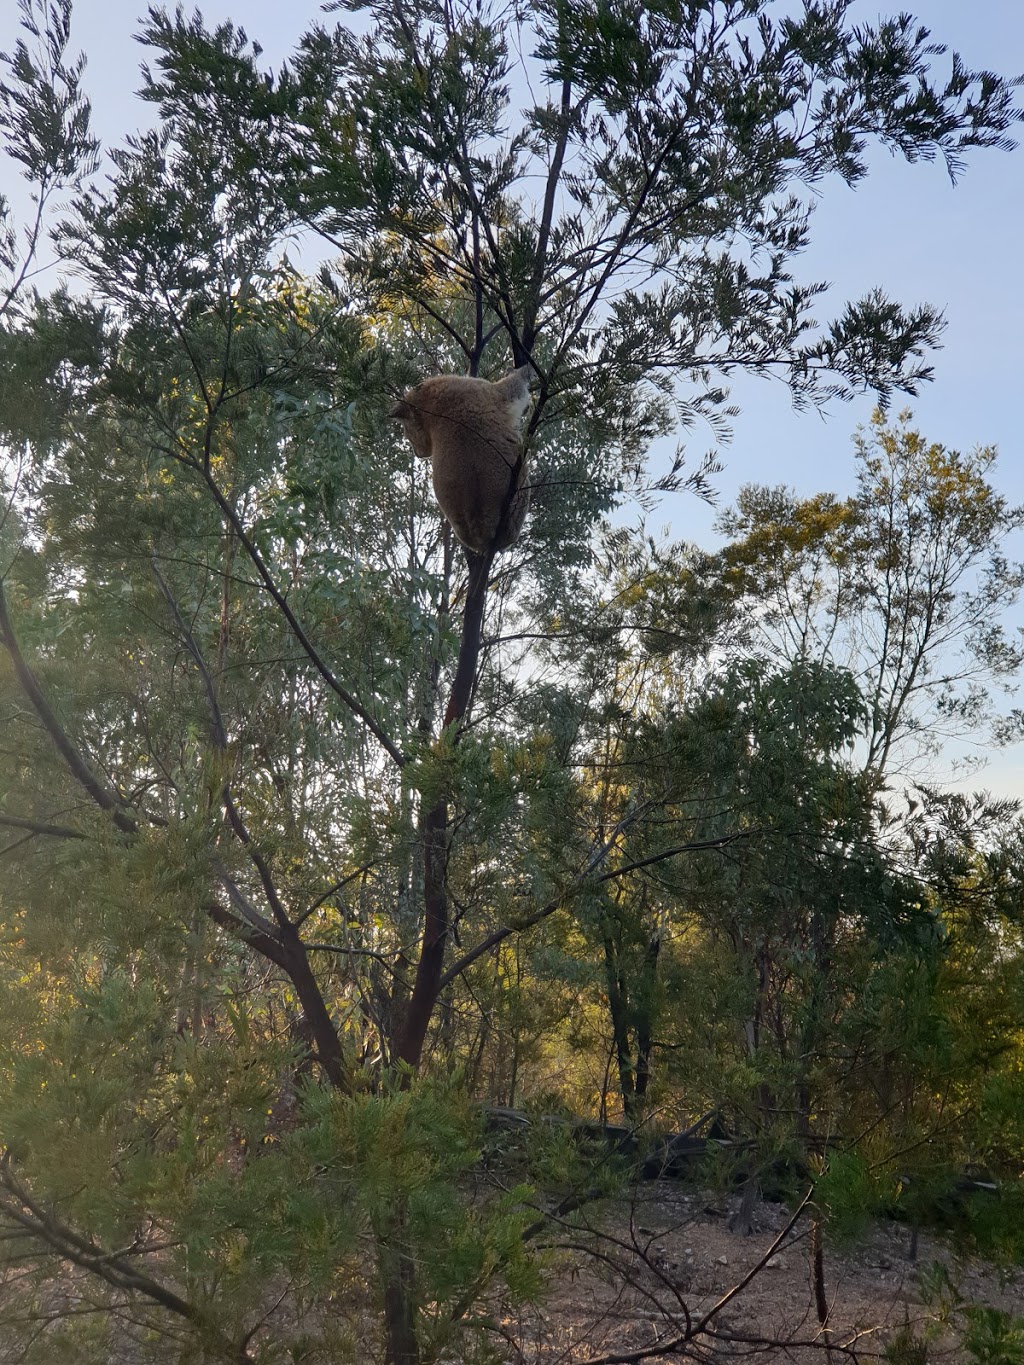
[{"xmin": 496, "ymin": 1182, "xmax": 1024, "ymax": 1363}]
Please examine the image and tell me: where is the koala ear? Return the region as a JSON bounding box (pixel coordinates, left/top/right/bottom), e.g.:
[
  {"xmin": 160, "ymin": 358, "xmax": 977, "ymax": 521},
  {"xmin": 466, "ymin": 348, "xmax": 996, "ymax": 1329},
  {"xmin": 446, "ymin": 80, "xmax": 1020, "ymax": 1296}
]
[
  {"xmin": 497, "ymin": 366, "xmax": 530, "ymax": 400},
  {"xmin": 390, "ymin": 398, "xmax": 413, "ymax": 419}
]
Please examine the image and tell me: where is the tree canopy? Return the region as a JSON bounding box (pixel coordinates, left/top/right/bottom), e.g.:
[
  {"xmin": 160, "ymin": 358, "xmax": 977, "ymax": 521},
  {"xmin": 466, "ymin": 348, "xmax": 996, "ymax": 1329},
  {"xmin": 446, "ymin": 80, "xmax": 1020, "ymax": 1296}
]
[{"xmin": 1, "ymin": 1, "xmax": 1024, "ymax": 1361}]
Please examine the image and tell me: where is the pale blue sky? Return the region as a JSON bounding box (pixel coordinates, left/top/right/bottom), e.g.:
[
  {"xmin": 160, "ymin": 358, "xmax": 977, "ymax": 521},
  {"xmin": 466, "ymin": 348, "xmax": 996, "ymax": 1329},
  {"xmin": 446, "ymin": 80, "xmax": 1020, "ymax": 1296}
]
[{"xmin": 3, "ymin": 0, "xmax": 1023, "ymax": 790}]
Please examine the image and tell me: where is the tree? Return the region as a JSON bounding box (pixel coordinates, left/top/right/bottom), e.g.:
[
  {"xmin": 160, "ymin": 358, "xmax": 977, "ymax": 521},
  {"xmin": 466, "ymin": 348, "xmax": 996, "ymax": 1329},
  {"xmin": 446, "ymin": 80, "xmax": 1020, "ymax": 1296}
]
[
  {"xmin": 2, "ymin": 0, "xmax": 1024, "ymax": 1360},
  {"xmin": 715, "ymin": 411, "xmax": 1024, "ymax": 786},
  {"xmin": 0, "ymin": 0, "xmax": 97, "ymax": 317},
  {"xmin": 591, "ymin": 652, "xmax": 921, "ymax": 1133}
]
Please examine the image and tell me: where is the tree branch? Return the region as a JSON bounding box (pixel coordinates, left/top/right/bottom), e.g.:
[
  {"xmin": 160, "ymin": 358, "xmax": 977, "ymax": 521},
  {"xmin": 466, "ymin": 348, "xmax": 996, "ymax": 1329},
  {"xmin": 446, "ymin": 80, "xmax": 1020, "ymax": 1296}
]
[
  {"xmin": 152, "ymin": 557, "xmax": 293, "ymax": 931},
  {"xmin": 437, "ymin": 804, "xmax": 656, "ymax": 991},
  {"xmin": 0, "ymin": 580, "xmax": 138, "ymax": 834},
  {"xmin": 0, "ymin": 1156, "xmax": 249, "ymax": 1361},
  {"xmin": 0, "ymin": 812, "xmax": 87, "ymax": 840},
  {"xmin": 172, "ymin": 457, "xmax": 406, "ymax": 768},
  {"xmin": 595, "ymin": 828, "xmax": 762, "ymax": 885}
]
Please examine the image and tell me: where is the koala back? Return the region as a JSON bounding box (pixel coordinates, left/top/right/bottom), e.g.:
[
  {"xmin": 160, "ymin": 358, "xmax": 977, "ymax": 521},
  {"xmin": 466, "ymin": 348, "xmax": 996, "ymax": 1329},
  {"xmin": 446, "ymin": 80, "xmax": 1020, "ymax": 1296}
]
[{"xmin": 393, "ymin": 368, "xmax": 531, "ymax": 554}]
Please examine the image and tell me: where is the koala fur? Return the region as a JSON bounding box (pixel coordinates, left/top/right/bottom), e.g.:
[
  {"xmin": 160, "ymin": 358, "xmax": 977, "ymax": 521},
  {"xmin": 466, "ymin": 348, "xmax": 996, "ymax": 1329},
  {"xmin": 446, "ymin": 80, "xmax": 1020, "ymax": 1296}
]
[{"xmin": 392, "ymin": 367, "xmax": 531, "ymax": 554}]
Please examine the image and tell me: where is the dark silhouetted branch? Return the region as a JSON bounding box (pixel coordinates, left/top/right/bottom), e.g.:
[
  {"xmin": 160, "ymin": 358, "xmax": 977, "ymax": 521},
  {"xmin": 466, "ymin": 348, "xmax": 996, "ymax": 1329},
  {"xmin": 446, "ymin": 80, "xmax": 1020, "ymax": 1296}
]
[{"xmin": 0, "ymin": 581, "xmax": 137, "ymax": 834}]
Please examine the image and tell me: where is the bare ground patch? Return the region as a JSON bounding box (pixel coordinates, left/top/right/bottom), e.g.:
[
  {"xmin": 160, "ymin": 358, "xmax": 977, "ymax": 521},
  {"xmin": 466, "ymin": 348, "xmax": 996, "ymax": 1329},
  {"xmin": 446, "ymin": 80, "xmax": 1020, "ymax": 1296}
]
[{"xmin": 494, "ymin": 1183, "xmax": 1023, "ymax": 1364}]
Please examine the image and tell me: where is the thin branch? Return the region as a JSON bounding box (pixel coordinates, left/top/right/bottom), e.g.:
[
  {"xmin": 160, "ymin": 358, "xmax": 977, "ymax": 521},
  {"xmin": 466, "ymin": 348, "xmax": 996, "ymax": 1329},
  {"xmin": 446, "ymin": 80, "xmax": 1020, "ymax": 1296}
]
[
  {"xmin": 152, "ymin": 557, "xmax": 292, "ymax": 931},
  {"xmin": 204, "ymin": 900, "xmax": 287, "ymax": 968},
  {"xmin": 209, "ymin": 862, "xmax": 279, "ymax": 940},
  {"xmin": 0, "ymin": 812, "xmax": 87, "ymax": 840},
  {"xmin": 294, "ymin": 863, "xmax": 378, "ymax": 928},
  {"xmin": 0, "ymin": 1157, "xmax": 248, "ymax": 1360},
  {"xmin": 690, "ymin": 1187, "xmax": 814, "ymax": 1339},
  {"xmin": 151, "ymin": 557, "xmax": 228, "ymax": 746},
  {"xmin": 0, "ymin": 580, "xmax": 137, "ymax": 834},
  {"xmin": 578, "ymin": 1188, "xmax": 814, "ymax": 1365},
  {"xmin": 595, "ymin": 828, "xmax": 762, "ymax": 885},
  {"xmin": 437, "ymin": 803, "xmax": 654, "ymax": 990},
  {"xmin": 186, "ymin": 458, "xmax": 406, "ymax": 767},
  {"xmin": 523, "ymin": 77, "xmax": 580, "ymax": 360},
  {"xmin": 304, "ymin": 942, "xmax": 413, "ymax": 987},
  {"xmin": 0, "ymin": 832, "xmax": 38, "ymax": 858}
]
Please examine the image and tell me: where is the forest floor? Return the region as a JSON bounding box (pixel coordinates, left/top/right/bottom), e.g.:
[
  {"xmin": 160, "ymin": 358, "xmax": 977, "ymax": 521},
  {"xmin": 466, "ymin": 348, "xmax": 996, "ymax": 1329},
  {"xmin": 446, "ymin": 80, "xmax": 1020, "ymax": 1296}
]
[{"xmin": 497, "ymin": 1182, "xmax": 1024, "ymax": 1363}]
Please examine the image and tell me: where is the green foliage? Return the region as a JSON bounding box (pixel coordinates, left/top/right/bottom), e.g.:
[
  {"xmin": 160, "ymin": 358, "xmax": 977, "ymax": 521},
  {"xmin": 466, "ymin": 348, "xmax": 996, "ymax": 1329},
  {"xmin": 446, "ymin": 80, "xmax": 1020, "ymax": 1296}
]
[
  {"xmin": 1, "ymin": 0, "xmax": 1023, "ymax": 1359},
  {"xmin": 963, "ymin": 1307, "xmax": 1024, "ymax": 1365},
  {"xmin": 886, "ymin": 1325, "xmax": 932, "ymax": 1365},
  {"xmin": 815, "ymin": 1152, "xmax": 881, "ymax": 1245},
  {"xmin": 301, "ymin": 1078, "xmax": 542, "ymax": 1356},
  {"xmin": 915, "ymin": 1267, "xmax": 1024, "ymax": 1365},
  {"xmin": 0, "ymin": 0, "xmax": 98, "ymax": 318},
  {"xmin": 127, "ymin": 0, "xmax": 1024, "ymax": 437},
  {"xmin": 964, "ymin": 1184, "xmax": 1024, "ymax": 1266},
  {"xmin": 715, "ymin": 411, "xmax": 1024, "ymax": 778}
]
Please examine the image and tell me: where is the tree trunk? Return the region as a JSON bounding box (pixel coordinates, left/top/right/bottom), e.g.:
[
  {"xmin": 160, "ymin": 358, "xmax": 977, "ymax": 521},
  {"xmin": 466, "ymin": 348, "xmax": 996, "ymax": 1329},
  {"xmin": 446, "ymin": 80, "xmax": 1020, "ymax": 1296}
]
[
  {"xmin": 395, "ymin": 550, "xmax": 492, "ymax": 1071},
  {"xmin": 396, "ymin": 798, "xmax": 449, "ymax": 1069},
  {"xmin": 602, "ymin": 932, "xmax": 637, "ymax": 1120},
  {"xmin": 385, "ymin": 546, "xmax": 495, "ymax": 1363},
  {"xmin": 276, "ymin": 927, "xmax": 351, "ymax": 1092},
  {"xmin": 810, "ymin": 1214, "xmax": 830, "ymax": 1330},
  {"xmin": 381, "ymin": 1215, "xmax": 419, "ymax": 1365},
  {"xmin": 633, "ymin": 928, "xmax": 661, "ymax": 1108}
]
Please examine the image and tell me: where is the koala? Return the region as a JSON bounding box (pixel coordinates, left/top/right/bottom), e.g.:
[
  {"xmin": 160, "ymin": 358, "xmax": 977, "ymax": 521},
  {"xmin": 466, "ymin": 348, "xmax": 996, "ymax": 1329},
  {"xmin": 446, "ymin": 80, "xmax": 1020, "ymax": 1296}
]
[{"xmin": 391, "ymin": 366, "xmax": 531, "ymax": 554}]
